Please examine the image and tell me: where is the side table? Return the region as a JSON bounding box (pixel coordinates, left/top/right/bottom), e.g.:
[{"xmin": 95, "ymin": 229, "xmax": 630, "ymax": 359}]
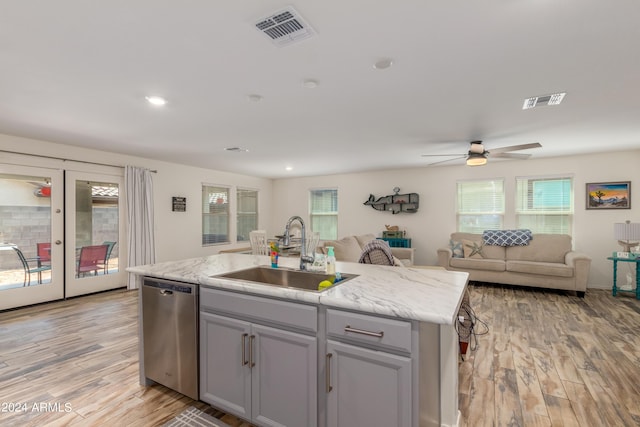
[{"xmin": 606, "ymin": 255, "xmax": 640, "ymax": 300}]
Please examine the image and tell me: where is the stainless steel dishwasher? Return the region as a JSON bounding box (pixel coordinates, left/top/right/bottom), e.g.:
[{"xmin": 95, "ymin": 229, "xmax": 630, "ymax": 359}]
[{"xmin": 142, "ymin": 277, "xmax": 198, "ymax": 400}]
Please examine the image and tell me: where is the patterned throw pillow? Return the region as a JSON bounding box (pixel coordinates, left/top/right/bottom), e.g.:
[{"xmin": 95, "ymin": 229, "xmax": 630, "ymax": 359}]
[
  {"xmin": 462, "ymin": 239, "xmax": 485, "ymax": 259},
  {"xmin": 450, "ymin": 239, "xmax": 464, "ymax": 258}
]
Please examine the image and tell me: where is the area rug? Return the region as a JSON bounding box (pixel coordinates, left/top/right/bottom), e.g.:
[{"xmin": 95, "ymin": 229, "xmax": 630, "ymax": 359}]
[{"xmin": 162, "ymin": 406, "xmax": 232, "ymax": 427}]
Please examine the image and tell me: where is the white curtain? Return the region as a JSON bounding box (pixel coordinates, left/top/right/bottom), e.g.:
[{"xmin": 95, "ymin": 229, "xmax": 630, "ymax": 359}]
[{"xmin": 125, "ymin": 166, "xmax": 155, "ymax": 289}]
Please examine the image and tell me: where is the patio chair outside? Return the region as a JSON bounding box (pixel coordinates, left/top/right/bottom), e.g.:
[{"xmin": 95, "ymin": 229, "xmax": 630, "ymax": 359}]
[
  {"xmin": 36, "ymin": 242, "xmax": 51, "ymax": 268},
  {"xmin": 77, "ymin": 245, "xmax": 108, "ymax": 277},
  {"xmin": 12, "ymin": 246, "xmax": 52, "ymax": 286},
  {"xmin": 102, "ymin": 241, "xmax": 117, "ymax": 274}
]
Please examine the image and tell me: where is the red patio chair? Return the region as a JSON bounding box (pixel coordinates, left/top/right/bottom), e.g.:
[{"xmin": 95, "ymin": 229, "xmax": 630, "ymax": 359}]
[{"xmin": 77, "ymin": 245, "xmax": 108, "ymax": 277}]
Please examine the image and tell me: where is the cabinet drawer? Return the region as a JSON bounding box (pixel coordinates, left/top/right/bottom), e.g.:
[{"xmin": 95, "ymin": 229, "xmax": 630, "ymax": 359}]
[
  {"xmin": 201, "ymin": 286, "xmax": 317, "ymax": 333},
  {"xmin": 326, "ymin": 309, "xmax": 412, "ymax": 353}
]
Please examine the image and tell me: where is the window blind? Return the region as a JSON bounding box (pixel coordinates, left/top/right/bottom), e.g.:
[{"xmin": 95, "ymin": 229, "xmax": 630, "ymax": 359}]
[
  {"xmin": 310, "ymin": 189, "xmax": 338, "ymax": 240},
  {"xmin": 456, "ymin": 179, "xmax": 504, "ymax": 233},
  {"xmin": 202, "ymin": 185, "xmax": 229, "ymax": 244},
  {"xmin": 516, "ymin": 176, "xmax": 573, "ymax": 235},
  {"xmin": 237, "ymin": 188, "xmax": 258, "ymax": 242}
]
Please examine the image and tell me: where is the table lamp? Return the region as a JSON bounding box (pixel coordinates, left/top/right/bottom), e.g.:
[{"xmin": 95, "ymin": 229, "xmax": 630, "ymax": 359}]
[{"xmin": 614, "ymin": 220, "xmax": 640, "ymax": 253}]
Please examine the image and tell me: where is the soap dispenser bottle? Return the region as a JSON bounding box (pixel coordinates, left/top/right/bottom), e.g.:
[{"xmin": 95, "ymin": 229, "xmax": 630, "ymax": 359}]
[{"xmin": 326, "ymin": 246, "xmax": 336, "ymax": 275}]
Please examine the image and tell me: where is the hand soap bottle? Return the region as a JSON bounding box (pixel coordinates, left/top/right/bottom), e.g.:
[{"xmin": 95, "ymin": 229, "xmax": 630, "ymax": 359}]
[{"xmin": 326, "ymin": 246, "xmax": 336, "ymax": 275}]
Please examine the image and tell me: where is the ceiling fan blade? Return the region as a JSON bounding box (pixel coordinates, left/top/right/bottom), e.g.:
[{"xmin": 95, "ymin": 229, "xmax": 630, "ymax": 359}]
[
  {"xmin": 426, "ymin": 156, "xmax": 466, "ymax": 166},
  {"xmin": 492, "ymin": 152, "xmax": 532, "ymax": 159},
  {"xmin": 489, "ymin": 142, "xmax": 542, "ymax": 154},
  {"xmin": 421, "ymin": 153, "xmax": 466, "ymax": 157}
]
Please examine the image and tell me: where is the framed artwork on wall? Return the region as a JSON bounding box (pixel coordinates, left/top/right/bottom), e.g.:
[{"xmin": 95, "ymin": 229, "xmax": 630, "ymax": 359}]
[{"xmin": 586, "ymin": 181, "xmax": 631, "ymax": 209}]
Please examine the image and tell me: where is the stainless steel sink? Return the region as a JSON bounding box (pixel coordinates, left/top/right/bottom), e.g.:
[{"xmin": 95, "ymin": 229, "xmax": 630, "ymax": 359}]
[{"xmin": 214, "ymin": 266, "xmax": 357, "ymax": 292}]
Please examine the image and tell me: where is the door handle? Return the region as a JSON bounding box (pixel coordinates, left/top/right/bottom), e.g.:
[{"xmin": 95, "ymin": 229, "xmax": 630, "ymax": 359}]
[
  {"xmin": 326, "ymin": 353, "xmax": 333, "ymax": 393},
  {"xmin": 344, "ymin": 325, "xmax": 384, "ymax": 338},
  {"xmin": 241, "ymin": 333, "xmax": 249, "ymax": 366},
  {"xmin": 55, "ymin": 240, "xmax": 62, "ymax": 245},
  {"xmin": 249, "ymin": 335, "xmax": 256, "ymax": 368}
]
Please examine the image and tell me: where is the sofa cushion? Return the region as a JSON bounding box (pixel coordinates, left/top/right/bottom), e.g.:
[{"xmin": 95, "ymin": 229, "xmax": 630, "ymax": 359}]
[
  {"xmin": 451, "ymin": 233, "xmax": 506, "ymax": 260},
  {"xmin": 450, "ymin": 257, "xmax": 506, "ymax": 272},
  {"xmin": 506, "ymin": 234, "xmax": 572, "ymax": 263},
  {"xmin": 462, "ymin": 239, "xmax": 485, "ymax": 258},
  {"xmin": 354, "ymin": 234, "xmax": 377, "ymax": 248},
  {"xmin": 507, "ymin": 260, "xmax": 574, "ymax": 277},
  {"xmin": 323, "ymin": 236, "xmax": 362, "ymax": 262}
]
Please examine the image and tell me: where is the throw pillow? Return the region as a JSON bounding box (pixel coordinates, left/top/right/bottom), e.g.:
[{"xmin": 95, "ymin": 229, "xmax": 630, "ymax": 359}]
[
  {"xmin": 325, "ymin": 236, "xmax": 363, "ymax": 263},
  {"xmin": 462, "ymin": 239, "xmax": 485, "ymax": 259},
  {"xmin": 449, "ymin": 239, "xmax": 464, "ymax": 258}
]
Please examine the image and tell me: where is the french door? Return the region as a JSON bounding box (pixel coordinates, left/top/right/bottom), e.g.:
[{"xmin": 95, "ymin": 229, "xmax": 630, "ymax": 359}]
[
  {"xmin": 0, "ymin": 165, "xmax": 64, "ymax": 310},
  {"xmin": 65, "ymin": 171, "xmax": 126, "ymax": 298}
]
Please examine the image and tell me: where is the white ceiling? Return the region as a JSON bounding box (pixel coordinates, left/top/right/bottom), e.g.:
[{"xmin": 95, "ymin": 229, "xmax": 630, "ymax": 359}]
[{"xmin": 2, "ymin": 1, "xmax": 639, "ymax": 178}]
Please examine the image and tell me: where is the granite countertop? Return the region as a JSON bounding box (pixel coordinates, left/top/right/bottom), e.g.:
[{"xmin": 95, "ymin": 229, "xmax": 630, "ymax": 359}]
[{"xmin": 127, "ymin": 253, "xmax": 468, "ymax": 325}]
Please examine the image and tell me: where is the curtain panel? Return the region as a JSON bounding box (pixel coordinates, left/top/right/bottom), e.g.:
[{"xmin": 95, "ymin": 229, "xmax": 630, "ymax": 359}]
[{"xmin": 125, "ymin": 166, "xmax": 155, "ymax": 289}]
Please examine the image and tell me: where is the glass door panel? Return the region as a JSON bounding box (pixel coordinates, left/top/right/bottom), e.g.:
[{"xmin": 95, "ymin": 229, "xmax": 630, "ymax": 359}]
[
  {"xmin": 0, "ymin": 165, "xmax": 64, "ymax": 310},
  {"xmin": 65, "ymin": 171, "xmax": 125, "ymax": 297}
]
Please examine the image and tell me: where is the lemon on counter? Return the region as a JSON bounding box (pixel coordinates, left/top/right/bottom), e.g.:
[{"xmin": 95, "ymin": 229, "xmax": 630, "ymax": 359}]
[{"xmin": 318, "ymin": 280, "xmax": 333, "ymax": 291}]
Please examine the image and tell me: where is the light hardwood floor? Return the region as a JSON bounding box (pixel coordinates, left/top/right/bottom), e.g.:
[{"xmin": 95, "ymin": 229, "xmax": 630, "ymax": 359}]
[{"xmin": 0, "ymin": 284, "xmax": 639, "ymax": 426}]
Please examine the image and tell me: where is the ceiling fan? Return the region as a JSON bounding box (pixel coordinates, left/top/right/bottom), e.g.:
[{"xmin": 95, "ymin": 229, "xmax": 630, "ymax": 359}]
[{"xmin": 422, "ymin": 141, "xmax": 542, "ymax": 166}]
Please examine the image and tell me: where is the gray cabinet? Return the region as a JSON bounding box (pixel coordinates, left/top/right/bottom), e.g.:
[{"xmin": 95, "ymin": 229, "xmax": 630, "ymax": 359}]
[
  {"xmin": 325, "ymin": 309, "xmax": 413, "ymax": 427},
  {"xmin": 200, "ymin": 287, "xmax": 317, "ymax": 427}
]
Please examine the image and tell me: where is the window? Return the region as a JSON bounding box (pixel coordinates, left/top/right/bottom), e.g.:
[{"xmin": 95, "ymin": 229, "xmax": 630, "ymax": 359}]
[
  {"xmin": 202, "ymin": 185, "xmax": 229, "ymax": 245},
  {"xmin": 310, "ymin": 189, "xmax": 338, "ymax": 240},
  {"xmin": 237, "ymin": 188, "xmax": 258, "ymax": 242},
  {"xmin": 457, "ymin": 179, "xmax": 504, "ymax": 233},
  {"xmin": 516, "ymin": 175, "xmax": 573, "ymax": 235}
]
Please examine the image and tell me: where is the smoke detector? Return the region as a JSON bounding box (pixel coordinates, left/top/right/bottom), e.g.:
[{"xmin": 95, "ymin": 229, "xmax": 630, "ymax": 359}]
[{"xmin": 255, "ymin": 6, "xmax": 315, "ymax": 47}]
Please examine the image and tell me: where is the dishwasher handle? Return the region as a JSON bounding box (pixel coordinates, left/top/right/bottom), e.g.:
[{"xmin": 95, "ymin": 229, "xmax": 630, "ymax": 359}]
[{"xmin": 160, "ymin": 289, "xmax": 173, "ymax": 296}]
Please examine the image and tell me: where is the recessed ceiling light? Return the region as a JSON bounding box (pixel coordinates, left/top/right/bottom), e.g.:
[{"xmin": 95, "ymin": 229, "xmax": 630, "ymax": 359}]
[
  {"xmin": 247, "ymin": 94, "xmax": 263, "ymax": 102},
  {"xmin": 522, "ymin": 92, "xmax": 566, "ymax": 109},
  {"xmin": 373, "ymin": 59, "xmax": 393, "ymax": 70},
  {"xmin": 303, "ymin": 79, "xmax": 318, "ymax": 89},
  {"xmin": 145, "ymin": 96, "xmax": 167, "ymax": 106},
  {"xmin": 225, "ymin": 147, "xmax": 249, "ymax": 152},
  {"xmin": 285, "ymin": 166, "xmax": 293, "ymax": 171}
]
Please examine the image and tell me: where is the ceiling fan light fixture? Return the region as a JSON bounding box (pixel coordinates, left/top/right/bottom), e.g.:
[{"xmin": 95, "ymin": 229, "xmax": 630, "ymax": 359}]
[{"xmin": 466, "ymin": 152, "xmax": 487, "ymax": 166}]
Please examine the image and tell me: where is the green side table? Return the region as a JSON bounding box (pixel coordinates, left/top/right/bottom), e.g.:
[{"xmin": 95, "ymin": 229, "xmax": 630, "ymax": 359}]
[{"xmin": 607, "ymin": 255, "xmax": 640, "ymax": 300}]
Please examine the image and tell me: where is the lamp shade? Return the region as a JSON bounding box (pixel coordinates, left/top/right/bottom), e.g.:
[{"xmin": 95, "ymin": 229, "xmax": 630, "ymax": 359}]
[
  {"xmin": 466, "ymin": 153, "xmax": 487, "ymax": 166},
  {"xmin": 614, "ymin": 220, "xmax": 640, "ymax": 252}
]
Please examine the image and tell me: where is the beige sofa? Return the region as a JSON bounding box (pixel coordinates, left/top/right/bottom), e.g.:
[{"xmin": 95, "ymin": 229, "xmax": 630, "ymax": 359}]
[
  {"xmin": 437, "ymin": 232, "xmax": 591, "ymax": 297},
  {"xmin": 320, "ymin": 234, "xmax": 414, "ymax": 266}
]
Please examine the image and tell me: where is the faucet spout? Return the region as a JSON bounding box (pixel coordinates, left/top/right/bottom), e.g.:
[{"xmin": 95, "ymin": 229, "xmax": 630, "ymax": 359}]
[{"xmin": 283, "ymin": 216, "xmax": 314, "ymax": 270}]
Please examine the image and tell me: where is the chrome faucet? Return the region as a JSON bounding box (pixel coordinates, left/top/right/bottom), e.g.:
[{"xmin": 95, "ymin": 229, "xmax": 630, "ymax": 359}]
[{"xmin": 282, "ymin": 216, "xmax": 314, "ymax": 270}]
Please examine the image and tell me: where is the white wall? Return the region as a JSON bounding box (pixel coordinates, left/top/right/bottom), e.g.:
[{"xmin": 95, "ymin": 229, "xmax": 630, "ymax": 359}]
[
  {"xmin": 0, "ymin": 134, "xmax": 273, "ymax": 263},
  {"xmin": 271, "ymin": 149, "xmax": 640, "ymax": 289}
]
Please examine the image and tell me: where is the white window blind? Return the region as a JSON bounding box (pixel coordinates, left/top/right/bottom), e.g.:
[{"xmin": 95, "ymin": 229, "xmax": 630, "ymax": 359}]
[
  {"xmin": 456, "ymin": 179, "xmax": 504, "ymax": 233},
  {"xmin": 202, "ymin": 185, "xmax": 229, "ymax": 244},
  {"xmin": 237, "ymin": 188, "xmax": 258, "ymax": 242},
  {"xmin": 516, "ymin": 175, "xmax": 573, "ymax": 235},
  {"xmin": 310, "ymin": 189, "xmax": 338, "ymax": 240}
]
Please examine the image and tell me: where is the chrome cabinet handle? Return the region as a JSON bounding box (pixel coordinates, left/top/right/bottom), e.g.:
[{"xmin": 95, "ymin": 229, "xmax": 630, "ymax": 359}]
[
  {"xmin": 326, "ymin": 353, "xmax": 333, "ymax": 393},
  {"xmin": 241, "ymin": 333, "xmax": 249, "ymax": 366},
  {"xmin": 344, "ymin": 325, "xmax": 384, "ymax": 338},
  {"xmin": 249, "ymin": 335, "xmax": 256, "ymax": 367}
]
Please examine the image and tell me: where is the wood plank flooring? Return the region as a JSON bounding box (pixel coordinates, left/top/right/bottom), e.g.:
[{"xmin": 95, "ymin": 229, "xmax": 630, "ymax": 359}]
[{"xmin": 0, "ymin": 284, "xmax": 639, "ymax": 426}]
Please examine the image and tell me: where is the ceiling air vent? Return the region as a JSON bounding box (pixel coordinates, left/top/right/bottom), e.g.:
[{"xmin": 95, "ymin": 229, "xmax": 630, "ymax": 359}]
[
  {"xmin": 255, "ymin": 6, "xmax": 315, "ymax": 47},
  {"xmin": 523, "ymin": 92, "xmax": 566, "ymax": 110}
]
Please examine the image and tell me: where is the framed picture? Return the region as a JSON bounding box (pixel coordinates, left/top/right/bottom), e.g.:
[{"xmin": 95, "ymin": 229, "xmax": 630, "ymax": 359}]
[{"xmin": 586, "ymin": 181, "xmax": 631, "ymax": 209}]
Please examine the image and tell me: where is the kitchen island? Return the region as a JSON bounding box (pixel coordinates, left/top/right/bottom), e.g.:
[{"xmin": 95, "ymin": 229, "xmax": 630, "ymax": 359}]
[{"xmin": 129, "ymin": 253, "xmax": 468, "ymax": 427}]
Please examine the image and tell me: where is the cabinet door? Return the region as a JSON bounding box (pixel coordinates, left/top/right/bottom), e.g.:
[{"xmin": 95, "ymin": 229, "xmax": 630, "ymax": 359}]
[
  {"xmin": 252, "ymin": 323, "xmax": 318, "ymax": 427},
  {"xmin": 200, "ymin": 312, "xmax": 252, "ymax": 419},
  {"xmin": 326, "ymin": 340, "xmax": 412, "ymax": 427}
]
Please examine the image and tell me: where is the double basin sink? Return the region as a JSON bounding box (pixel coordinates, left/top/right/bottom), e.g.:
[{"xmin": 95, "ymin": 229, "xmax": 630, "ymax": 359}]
[{"xmin": 214, "ymin": 266, "xmax": 358, "ymax": 292}]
